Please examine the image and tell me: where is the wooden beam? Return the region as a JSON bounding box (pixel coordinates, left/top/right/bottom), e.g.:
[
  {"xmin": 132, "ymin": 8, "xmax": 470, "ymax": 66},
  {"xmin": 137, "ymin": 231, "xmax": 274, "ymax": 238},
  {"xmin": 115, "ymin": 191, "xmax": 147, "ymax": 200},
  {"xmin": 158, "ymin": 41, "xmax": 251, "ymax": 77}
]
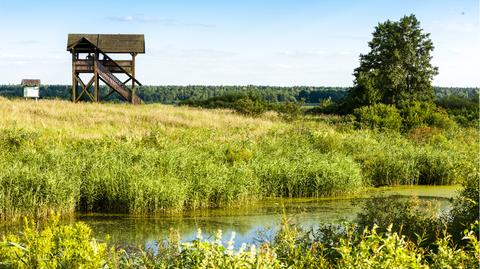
[
  {"xmin": 71, "ymin": 50, "xmax": 77, "ymax": 102},
  {"xmin": 123, "ymin": 77, "xmax": 132, "ymax": 85},
  {"xmin": 94, "ymin": 51, "xmax": 99, "ymax": 102},
  {"xmin": 76, "ymin": 75, "xmax": 95, "ymax": 102},
  {"xmin": 104, "ymin": 88, "xmax": 116, "ymax": 99},
  {"xmin": 97, "ymin": 51, "xmax": 142, "ymax": 86},
  {"xmin": 131, "ymin": 53, "xmax": 137, "ymax": 104},
  {"xmin": 98, "ymin": 77, "xmax": 129, "ymax": 102}
]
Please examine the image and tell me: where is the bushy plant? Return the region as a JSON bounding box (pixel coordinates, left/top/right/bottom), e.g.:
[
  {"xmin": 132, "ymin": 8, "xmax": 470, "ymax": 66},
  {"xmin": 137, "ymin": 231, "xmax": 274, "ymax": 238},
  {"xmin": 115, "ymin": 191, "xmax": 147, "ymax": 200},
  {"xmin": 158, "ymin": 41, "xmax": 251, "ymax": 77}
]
[
  {"xmin": 354, "ymin": 103, "xmax": 403, "ymax": 131},
  {"xmin": 399, "ymin": 101, "xmax": 456, "ymax": 131},
  {"xmin": 0, "ymin": 217, "xmax": 112, "ymax": 268},
  {"xmin": 180, "ymin": 93, "xmax": 305, "ymax": 119},
  {"xmin": 408, "ymin": 126, "xmax": 444, "ymax": 145},
  {"xmin": 356, "ymin": 196, "xmax": 442, "ymax": 246},
  {"xmin": 179, "ymin": 93, "xmax": 246, "ymax": 109},
  {"xmin": 352, "ymin": 101, "xmax": 457, "ymax": 133},
  {"xmin": 271, "ymin": 101, "xmax": 304, "ymax": 121},
  {"xmin": 306, "ymin": 97, "xmax": 343, "ymax": 115},
  {"xmin": 436, "ymin": 92, "xmax": 479, "ymax": 127},
  {"xmin": 336, "ymin": 225, "xmax": 426, "ymax": 268},
  {"xmin": 429, "ymin": 229, "xmax": 480, "ymax": 269},
  {"xmin": 272, "ymin": 217, "xmax": 329, "ymax": 268},
  {"xmin": 448, "ymin": 175, "xmax": 480, "ymax": 242},
  {"xmin": 233, "ymin": 97, "xmax": 269, "ymax": 116}
]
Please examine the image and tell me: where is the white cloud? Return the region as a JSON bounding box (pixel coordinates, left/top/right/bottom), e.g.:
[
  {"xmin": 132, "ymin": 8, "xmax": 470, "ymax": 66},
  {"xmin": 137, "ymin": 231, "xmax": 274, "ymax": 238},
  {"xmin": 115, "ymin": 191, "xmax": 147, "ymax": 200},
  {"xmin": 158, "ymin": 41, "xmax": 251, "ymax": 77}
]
[{"xmin": 105, "ymin": 14, "xmax": 214, "ymax": 27}]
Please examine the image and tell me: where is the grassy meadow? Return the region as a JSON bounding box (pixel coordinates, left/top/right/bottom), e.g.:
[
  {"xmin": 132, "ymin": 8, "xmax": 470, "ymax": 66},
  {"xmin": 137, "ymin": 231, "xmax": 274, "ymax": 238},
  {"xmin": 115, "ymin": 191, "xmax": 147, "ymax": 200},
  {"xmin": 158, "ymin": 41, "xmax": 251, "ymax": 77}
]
[{"xmin": 0, "ymin": 98, "xmax": 478, "ymax": 221}]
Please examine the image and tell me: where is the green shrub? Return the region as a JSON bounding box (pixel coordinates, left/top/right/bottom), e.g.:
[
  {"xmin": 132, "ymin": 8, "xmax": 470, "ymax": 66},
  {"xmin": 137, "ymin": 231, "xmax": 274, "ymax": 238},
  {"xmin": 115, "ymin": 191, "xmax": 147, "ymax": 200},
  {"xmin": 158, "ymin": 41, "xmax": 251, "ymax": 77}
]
[
  {"xmin": 272, "ymin": 101, "xmax": 304, "ymax": 121},
  {"xmin": 408, "ymin": 126, "xmax": 444, "ymax": 145},
  {"xmin": 356, "ymin": 196, "xmax": 442, "ymax": 246},
  {"xmin": 336, "ymin": 225, "xmax": 425, "ymax": 268},
  {"xmin": 179, "ymin": 93, "xmax": 245, "ymax": 109},
  {"xmin": 354, "ymin": 104, "xmax": 403, "ymax": 131},
  {"xmin": 0, "ymin": 218, "xmax": 111, "ymax": 268},
  {"xmin": 180, "ymin": 93, "xmax": 305, "ymax": 118},
  {"xmin": 233, "ymin": 97, "xmax": 269, "ymax": 116},
  {"xmin": 353, "ymin": 101, "xmax": 457, "ymax": 132},
  {"xmin": 305, "ymin": 97, "xmax": 343, "ymax": 115},
  {"xmin": 272, "ymin": 217, "xmax": 329, "ymax": 268},
  {"xmin": 436, "ymin": 93, "xmax": 479, "ymax": 127},
  {"xmin": 399, "ymin": 101, "xmax": 456, "ymax": 131},
  {"xmin": 448, "ymin": 175, "xmax": 480, "ymax": 242},
  {"xmin": 430, "ymin": 230, "xmax": 480, "ymax": 269},
  {"xmin": 180, "ymin": 93, "xmax": 270, "ymax": 116}
]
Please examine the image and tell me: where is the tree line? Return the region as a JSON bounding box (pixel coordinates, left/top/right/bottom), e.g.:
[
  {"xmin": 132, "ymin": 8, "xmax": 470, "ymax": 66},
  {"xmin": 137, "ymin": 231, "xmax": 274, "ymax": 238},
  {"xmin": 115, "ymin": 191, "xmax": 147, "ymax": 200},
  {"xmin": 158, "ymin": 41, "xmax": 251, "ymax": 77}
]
[{"xmin": 0, "ymin": 84, "xmax": 476, "ymax": 104}]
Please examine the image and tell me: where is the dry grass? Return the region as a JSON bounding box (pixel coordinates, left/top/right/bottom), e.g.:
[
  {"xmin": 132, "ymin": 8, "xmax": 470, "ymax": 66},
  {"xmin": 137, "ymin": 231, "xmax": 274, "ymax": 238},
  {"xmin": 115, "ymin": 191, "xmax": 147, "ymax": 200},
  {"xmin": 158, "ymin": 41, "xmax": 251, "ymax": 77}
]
[{"xmin": 0, "ymin": 99, "xmax": 283, "ymax": 140}]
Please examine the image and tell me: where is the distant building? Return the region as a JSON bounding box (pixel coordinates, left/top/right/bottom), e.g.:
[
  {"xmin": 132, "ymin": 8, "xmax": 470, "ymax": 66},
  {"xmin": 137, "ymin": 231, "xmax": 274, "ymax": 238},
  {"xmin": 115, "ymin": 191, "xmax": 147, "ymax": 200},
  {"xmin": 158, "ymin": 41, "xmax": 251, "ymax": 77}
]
[{"xmin": 21, "ymin": 79, "xmax": 40, "ymax": 100}]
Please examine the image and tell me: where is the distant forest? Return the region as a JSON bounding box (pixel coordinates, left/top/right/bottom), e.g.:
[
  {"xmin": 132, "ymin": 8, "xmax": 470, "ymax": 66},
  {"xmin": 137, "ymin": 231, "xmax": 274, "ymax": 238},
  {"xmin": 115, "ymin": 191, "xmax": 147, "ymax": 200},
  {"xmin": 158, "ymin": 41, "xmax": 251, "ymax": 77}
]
[{"xmin": 0, "ymin": 84, "xmax": 478, "ymax": 104}]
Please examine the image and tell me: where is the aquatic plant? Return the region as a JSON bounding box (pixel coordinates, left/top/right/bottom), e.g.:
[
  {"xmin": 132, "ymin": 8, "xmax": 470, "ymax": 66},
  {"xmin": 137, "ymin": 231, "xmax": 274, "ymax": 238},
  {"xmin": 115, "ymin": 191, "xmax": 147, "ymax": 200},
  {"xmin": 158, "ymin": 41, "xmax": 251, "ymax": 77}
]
[
  {"xmin": 0, "ymin": 99, "xmax": 477, "ymax": 220},
  {"xmin": 1, "ymin": 217, "xmax": 478, "ymax": 268}
]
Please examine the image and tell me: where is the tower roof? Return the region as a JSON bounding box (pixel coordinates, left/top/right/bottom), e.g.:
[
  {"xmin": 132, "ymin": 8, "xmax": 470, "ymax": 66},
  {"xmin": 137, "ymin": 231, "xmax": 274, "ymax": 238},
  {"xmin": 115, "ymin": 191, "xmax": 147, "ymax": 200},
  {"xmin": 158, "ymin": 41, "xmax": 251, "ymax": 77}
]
[
  {"xmin": 67, "ymin": 34, "xmax": 145, "ymax": 54},
  {"xmin": 21, "ymin": 79, "xmax": 41, "ymax": 87}
]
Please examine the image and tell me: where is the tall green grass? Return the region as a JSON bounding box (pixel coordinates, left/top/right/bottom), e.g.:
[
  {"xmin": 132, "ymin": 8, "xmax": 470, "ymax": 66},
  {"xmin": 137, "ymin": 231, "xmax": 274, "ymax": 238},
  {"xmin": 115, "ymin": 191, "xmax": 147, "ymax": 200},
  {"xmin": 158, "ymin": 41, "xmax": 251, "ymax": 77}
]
[{"xmin": 0, "ymin": 100, "xmax": 478, "ymax": 220}]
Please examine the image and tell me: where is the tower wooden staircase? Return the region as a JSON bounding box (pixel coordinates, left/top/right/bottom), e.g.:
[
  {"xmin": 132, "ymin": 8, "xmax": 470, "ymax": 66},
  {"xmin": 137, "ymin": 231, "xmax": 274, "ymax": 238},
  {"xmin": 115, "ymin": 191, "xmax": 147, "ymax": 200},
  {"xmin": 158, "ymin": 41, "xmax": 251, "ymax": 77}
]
[{"xmin": 67, "ymin": 34, "xmax": 144, "ymax": 104}]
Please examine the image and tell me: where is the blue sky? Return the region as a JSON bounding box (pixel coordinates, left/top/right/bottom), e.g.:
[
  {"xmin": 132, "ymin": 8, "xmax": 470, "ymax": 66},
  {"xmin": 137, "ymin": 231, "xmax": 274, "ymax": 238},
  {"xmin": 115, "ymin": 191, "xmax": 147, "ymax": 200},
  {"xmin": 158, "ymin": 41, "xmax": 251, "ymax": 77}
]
[{"xmin": 0, "ymin": 0, "xmax": 478, "ymax": 86}]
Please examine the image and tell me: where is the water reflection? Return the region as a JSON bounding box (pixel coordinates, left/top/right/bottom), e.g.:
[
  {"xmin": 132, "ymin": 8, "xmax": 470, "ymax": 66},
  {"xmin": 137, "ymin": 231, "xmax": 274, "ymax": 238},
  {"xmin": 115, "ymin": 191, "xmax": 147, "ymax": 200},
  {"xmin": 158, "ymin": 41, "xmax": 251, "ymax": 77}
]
[{"xmin": 77, "ymin": 185, "xmax": 458, "ymax": 248}]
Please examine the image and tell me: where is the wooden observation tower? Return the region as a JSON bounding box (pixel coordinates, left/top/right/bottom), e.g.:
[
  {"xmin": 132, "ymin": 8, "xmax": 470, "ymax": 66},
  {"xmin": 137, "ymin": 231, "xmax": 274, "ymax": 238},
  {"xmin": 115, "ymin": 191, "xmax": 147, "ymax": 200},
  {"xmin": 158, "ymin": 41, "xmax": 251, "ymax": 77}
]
[{"xmin": 67, "ymin": 34, "xmax": 145, "ymax": 104}]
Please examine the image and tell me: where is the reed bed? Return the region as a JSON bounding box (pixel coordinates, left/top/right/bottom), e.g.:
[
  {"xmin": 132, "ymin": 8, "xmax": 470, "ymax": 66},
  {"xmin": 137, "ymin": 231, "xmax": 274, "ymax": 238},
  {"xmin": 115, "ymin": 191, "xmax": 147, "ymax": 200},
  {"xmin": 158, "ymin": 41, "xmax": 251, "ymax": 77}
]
[{"xmin": 0, "ymin": 99, "xmax": 477, "ymax": 220}]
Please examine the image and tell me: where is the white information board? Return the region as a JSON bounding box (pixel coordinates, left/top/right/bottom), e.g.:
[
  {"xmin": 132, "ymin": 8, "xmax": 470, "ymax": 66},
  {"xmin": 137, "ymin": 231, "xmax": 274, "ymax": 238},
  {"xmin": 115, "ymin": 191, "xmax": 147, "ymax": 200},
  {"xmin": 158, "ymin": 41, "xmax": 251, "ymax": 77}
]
[{"xmin": 24, "ymin": 87, "xmax": 40, "ymax": 98}]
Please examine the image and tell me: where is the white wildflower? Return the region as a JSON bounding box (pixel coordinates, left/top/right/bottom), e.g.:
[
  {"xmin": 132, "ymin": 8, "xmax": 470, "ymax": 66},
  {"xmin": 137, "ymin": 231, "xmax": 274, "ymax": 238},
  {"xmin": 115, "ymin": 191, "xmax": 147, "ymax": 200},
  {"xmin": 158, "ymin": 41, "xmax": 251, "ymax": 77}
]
[{"xmin": 196, "ymin": 228, "xmax": 203, "ymax": 241}]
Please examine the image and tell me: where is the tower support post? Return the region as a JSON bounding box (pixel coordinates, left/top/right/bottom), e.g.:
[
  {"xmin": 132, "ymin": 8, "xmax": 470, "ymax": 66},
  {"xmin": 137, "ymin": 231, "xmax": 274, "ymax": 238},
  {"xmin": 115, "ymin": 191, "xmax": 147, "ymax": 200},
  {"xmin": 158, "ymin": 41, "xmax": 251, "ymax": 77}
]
[
  {"xmin": 71, "ymin": 50, "xmax": 77, "ymax": 102},
  {"xmin": 94, "ymin": 50, "xmax": 100, "ymax": 102}
]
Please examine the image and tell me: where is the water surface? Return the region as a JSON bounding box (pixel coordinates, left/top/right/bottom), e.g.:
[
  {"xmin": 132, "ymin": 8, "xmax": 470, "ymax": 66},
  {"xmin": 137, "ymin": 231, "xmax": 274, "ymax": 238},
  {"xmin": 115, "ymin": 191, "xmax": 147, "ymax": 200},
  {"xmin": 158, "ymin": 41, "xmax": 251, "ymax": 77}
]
[{"xmin": 76, "ymin": 185, "xmax": 459, "ymax": 248}]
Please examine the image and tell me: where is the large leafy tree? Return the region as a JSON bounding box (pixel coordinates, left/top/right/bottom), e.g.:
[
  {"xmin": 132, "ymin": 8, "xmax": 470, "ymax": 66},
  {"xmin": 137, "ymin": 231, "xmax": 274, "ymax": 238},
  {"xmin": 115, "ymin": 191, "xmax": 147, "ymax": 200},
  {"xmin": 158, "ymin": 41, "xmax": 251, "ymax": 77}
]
[{"xmin": 348, "ymin": 14, "xmax": 438, "ymax": 108}]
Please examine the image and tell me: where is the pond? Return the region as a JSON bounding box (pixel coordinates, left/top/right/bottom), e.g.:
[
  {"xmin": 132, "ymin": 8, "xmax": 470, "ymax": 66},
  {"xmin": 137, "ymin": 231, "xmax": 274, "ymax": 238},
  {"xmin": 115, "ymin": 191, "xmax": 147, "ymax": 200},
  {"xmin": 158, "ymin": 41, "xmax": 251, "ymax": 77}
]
[{"xmin": 75, "ymin": 185, "xmax": 459, "ymax": 249}]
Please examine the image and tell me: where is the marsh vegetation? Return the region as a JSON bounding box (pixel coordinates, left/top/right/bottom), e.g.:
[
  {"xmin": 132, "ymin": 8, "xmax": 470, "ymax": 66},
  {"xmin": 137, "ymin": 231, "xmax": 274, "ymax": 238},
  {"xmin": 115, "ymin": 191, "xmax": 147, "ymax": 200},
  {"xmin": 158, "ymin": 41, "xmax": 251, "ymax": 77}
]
[{"xmin": 0, "ymin": 98, "xmax": 477, "ymax": 221}]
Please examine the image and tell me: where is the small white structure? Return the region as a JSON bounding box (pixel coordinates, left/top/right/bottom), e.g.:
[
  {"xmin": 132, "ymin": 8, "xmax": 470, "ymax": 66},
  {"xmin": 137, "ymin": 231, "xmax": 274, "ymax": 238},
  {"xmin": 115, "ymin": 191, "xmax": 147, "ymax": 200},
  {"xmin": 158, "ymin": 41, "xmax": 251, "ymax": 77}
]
[{"xmin": 21, "ymin": 79, "xmax": 40, "ymax": 100}]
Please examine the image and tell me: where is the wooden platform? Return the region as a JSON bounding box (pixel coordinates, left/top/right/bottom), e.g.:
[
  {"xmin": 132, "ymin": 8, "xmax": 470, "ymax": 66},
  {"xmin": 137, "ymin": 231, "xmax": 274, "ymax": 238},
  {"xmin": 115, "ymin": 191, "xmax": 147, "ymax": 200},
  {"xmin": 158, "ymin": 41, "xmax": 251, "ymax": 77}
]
[{"xmin": 67, "ymin": 34, "xmax": 144, "ymax": 104}]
